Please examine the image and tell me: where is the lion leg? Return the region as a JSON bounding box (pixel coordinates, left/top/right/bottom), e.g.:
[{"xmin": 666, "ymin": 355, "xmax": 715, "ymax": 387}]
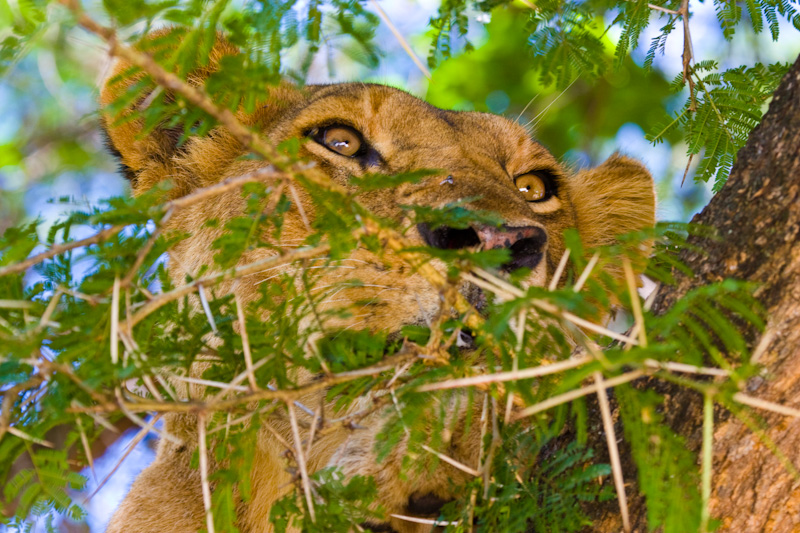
[{"xmin": 106, "ymin": 442, "xmax": 205, "ymax": 533}]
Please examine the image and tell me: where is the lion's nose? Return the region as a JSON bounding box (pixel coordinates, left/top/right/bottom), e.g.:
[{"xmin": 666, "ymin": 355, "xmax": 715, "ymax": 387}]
[{"xmin": 417, "ymin": 223, "xmax": 547, "ymax": 272}]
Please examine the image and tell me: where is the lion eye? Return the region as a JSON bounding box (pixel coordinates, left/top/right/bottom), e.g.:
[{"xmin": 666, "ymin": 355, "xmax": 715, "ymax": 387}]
[
  {"xmin": 319, "ymin": 125, "xmax": 363, "ymax": 157},
  {"xmin": 515, "ymin": 172, "xmax": 552, "ymax": 202}
]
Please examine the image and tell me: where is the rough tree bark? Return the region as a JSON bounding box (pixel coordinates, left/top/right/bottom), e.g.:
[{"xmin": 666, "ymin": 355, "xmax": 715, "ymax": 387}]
[{"xmin": 592, "ymin": 52, "xmax": 800, "ymax": 532}]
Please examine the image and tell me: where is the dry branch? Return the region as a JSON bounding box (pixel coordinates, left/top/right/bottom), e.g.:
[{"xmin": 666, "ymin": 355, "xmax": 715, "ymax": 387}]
[
  {"xmin": 68, "ymin": 347, "xmax": 421, "ymax": 415},
  {"xmin": 416, "ymin": 355, "xmax": 592, "ymax": 392},
  {"xmin": 512, "ymin": 370, "xmax": 645, "ymax": 420},
  {"xmin": 197, "ymin": 413, "xmax": 216, "ymax": 533},
  {"xmin": 594, "ymin": 371, "xmax": 630, "ymax": 532},
  {"xmin": 287, "ymin": 402, "xmax": 316, "ymax": 523}
]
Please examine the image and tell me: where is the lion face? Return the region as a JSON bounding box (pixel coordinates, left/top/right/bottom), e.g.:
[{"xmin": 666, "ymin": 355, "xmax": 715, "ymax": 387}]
[
  {"xmin": 287, "ymin": 83, "xmax": 573, "ymax": 280},
  {"xmin": 103, "ymin": 73, "xmax": 655, "ymax": 334}
]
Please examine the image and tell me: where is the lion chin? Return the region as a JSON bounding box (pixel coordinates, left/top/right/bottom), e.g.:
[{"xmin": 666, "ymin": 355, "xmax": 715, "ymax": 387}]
[{"xmin": 100, "ymin": 32, "xmax": 655, "ymax": 533}]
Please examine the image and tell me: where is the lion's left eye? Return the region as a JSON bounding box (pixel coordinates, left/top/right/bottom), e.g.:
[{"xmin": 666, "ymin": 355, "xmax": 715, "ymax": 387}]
[
  {"xmin": 515, "ymin": 172, "xmax": 554, "ymax": 202},
  {"xmin": 315, "ymin": 125, "xmax": 363, "ymax": 157}
]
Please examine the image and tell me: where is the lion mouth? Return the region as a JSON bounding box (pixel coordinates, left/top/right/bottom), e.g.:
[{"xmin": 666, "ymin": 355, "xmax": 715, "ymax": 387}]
[{"xmin": 416, "ymin": 222, "xmax": 547, "ymax": 273}]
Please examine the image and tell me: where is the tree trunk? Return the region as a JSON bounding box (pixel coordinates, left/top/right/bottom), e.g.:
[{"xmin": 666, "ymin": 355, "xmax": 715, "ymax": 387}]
[{"xmin": 593, "ymin": 53, "xmax": 800, "ymax": 531}]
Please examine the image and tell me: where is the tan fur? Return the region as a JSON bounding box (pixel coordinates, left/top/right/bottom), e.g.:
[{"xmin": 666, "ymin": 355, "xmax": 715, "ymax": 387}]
[{"xmin": 100, "ymin": 35, "xmax": 656, "ymax": 533}]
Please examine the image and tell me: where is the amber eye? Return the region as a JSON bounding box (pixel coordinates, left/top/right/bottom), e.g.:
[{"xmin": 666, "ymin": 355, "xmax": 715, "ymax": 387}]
[
  {"xmin": 515, "ymin": 172, "xmax": 552, "ymax": 202},
  {"xmin": 319, "ymin": 125, "xmax": 363, "ymax": 157}
]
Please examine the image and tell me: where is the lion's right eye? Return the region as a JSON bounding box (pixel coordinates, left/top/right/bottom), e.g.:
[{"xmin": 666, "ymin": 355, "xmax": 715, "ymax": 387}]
[
  {"xmin": 515, "ymin": 171, "xmax": 555, "ymax": 202},
  {"xmin": 315, "ymin": 125, "xmax": 363, "ymax": 157}
]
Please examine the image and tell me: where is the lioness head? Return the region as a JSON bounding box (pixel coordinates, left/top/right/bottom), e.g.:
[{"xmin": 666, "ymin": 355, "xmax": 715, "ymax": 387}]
[{"xmin": 101, "ymin": 37, "xmax": 655, "ymax": 338}]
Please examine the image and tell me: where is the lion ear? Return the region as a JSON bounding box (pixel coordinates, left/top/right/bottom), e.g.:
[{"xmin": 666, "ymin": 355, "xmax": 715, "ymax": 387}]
[
  {"xmin": 100, "ymin": 30, "xmax": 239, "ymax": 193},
  {"xmin": 566, "ymin": 154, "xmax": 656, "ymax": 275}
]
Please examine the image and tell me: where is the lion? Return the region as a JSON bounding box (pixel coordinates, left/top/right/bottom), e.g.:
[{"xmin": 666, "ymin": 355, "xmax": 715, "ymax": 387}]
[{"xmin": 99, "ymin": 34, "xmax": 655, "ymax": 533}]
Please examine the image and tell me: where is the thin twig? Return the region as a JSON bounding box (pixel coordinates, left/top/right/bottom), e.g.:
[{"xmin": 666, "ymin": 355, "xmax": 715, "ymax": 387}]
[
  {"xmin": 505, "ymin": 309, "xmax": 527, "ymax": 424},
  {"xmin": 390, "ymin": 385, "xmax": 480, "ymax": 477},
  {"xmin": 573, "ymin": 252, "xmax": 600, "ymax": 292},
  {"xmin": 367, "ymin": 0, "xmax": 431, "ymax": 80},
  {"xmin": 465, "ymin": 269, "xmax": 638, "ymax": 345},
  {"xmin": 288, "ymin": 184, "xmax": 312, "ymax": 233},
  {"xmin": 197, "ymin": 284, "xmax": 218, "ymax": 334},
  {"xmin": 0, "ymin": 225, "xmax": 125, "ymax": 278},
  {"xmin": 417, "ymin": 355, "xmax": 592, "ymax": 392},
  {"xmin": 76, "ymin": 416, "xmax": 96, "ymax": 481},
  {"xmin": 119, "ymin": 209, "xmax": 173, "ymax": 289},
  {"xmin": 110, "ymin": 276, "xmax": 120, "ymax": 365},
  {"xmin": 0, "ymin": 300, "xmax": 35, "ymax": 309},
  {"xmin": 483, "ymin": 397, "xmax": 501, "ymax": 500},
  {"xmin": 750, "ymin": 328, "xmax": 776, "ymax": 364},
  {"xmin": 679, "ymin": 0, "xmax": 695, "ymax": 110},
  {"xmin": 235, "ymin": 293, "xmax": 258, "ymax": 391},
  {"xmin": 262, "ymin": 417, "xmax": 295, "ymax": 450},
  {"xmin": 168, "ymin": 374, "xmax": 249, "ymax": 392},
  {"xmin": 36, "ymin": 287, "xmax": 63, "ymax": 332},
  {"xmin": 83, "ymin": 414, "xmax": 161, "ymax": 503},
  {"xmin": 165, "ymin": 167, "xmax": 284, "ymax": 210},
  {"xmin": 421, "ymin": 444, "xmax": 481, "ymax": 477},
  {"xmin": 733, "ymin": 393, "xmax": 800, "ymax": 419},
  {"xmin": 82, "ymin": 408, "xmax": 121, "ymax": 433},
  {"xmin": 305, "ymin": 405, "xmax": 322, "ymax": 459},
  {"xmin": 701, "ymin": 392, "xmax": 713, "ymax": 533},
  {"xmin": 6, "ymin": 427, "xmax": 54, "ymax": 447},
  {"xmin": 593, "ymin": 371, "xmax": 630, "ymax": 532},
  {"xmin": 548, "ymin": 248, "xmax": 571, "ymax": 291},
  {"xmin": 622, "ymin": 257, "xmax": 648, "ymax": 348},
  {"xmin": 649, "ymin": 3, "xmax": 679, "ymax": 14},
  {"xmin": 513, "ymin": 370, "xmax": 645, "ymax": 420},
  {"xmin": 114, "ymin": 387, "xmax": 181, "ymax": 444},
  {"xmin": 389, "ymin": 514, "xmax": 459, "ymax": 527},
  {"xmin": 198, "ymin": 413, "xmax": 216, "ymax": 533},
  {"xmin": 287, "ymin": 402, "xmax": 316, "ymax": 523},
  {"xmin": 644, "ymin": 359, "xmax": 728, "ymax": 376},
  {"xmin": 208, "ymin": 356, "xmax": 273, "ymax": 403},
  {"xmin": 207, "ymin": 403, "xmax": 279, "ymax": 436}
]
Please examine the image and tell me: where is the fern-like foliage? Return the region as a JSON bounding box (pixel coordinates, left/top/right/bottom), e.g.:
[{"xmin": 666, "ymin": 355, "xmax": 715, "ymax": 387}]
[
  {"xmin": 524, "ymin": 0, "xmax": 606, "ymax": 88},
  {"xmin": 649, "ymin": 61, "xmax": 790, "ymax": 190},
  {"xmin": 427, "ymin": 0, "xmax": 479, "ymax": 68}
]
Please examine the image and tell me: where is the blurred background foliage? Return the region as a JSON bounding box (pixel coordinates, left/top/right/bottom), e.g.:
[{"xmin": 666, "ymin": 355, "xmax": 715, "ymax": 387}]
[{"xmin": 425, "ymin": 8, "xmax": 674, "ymax": 168}]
